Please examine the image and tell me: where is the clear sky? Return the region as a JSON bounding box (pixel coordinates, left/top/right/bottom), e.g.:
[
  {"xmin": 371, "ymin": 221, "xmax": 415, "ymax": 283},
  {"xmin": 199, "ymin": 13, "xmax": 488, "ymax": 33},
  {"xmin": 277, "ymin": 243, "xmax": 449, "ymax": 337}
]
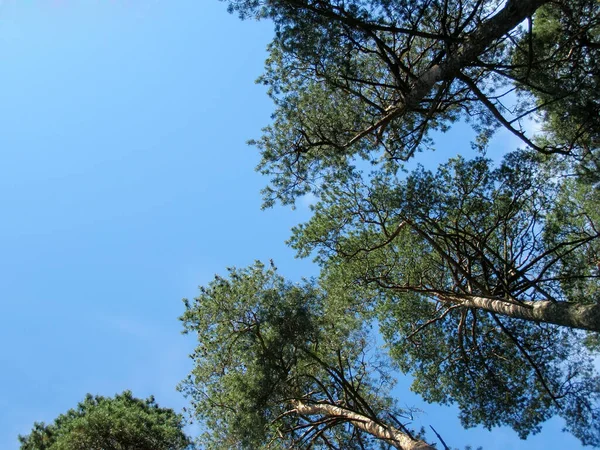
[{"xmin": 0, "ymin": 1, "xmax": 586, "ymax": 449}]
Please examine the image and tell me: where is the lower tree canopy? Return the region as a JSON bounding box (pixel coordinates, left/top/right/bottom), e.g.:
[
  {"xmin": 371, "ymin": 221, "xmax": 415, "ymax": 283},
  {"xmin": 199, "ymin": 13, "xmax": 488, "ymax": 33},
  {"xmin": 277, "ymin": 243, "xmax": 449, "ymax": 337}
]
[
  {"xmin": 18, "ymin": 391, "xmax": 192, "ymax": 450},
  {"xmin": 179, "ymin": 262, "xmax": 436, "ymax": 450},
  {"xmin": 180, "ymin": 152, "xmax": 600, "ymax": 447},
  {"xmin": 180, "ymin": 258, "xmax": 600, "ymax": 447}
]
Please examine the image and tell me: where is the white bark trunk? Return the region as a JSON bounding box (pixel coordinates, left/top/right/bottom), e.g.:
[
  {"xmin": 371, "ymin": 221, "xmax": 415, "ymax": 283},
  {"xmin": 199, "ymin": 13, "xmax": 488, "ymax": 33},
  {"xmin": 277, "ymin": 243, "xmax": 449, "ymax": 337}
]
[
  {"xmin": 439, "ymin": 294, "xmax": 600, "ymax": 332},
  {"xmin": 294, "ymin": 401, "xmax": 435, "ymax": 450}
]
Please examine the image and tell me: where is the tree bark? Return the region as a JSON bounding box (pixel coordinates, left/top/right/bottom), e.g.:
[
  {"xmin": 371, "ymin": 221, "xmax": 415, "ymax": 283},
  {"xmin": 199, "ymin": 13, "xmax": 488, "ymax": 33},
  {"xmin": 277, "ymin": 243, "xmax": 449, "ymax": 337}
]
[
  {"xmin": 439, "ymin": 294, "xmax": 600, "ymax": 332},
  {"xmin": 294, "ymin": 401, "xmax": 435, "ymax": 450},
  {"xmin": 348, "ymin": 0, "xmax": 551, "ymax": 146}
]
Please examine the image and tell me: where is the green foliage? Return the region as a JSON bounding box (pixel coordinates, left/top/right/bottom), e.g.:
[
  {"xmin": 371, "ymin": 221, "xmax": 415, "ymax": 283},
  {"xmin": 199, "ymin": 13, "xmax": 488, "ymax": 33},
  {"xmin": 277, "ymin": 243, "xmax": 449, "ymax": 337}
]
[
  {"xmin": 220, "ymin": 0, "xmax": 597, "ymax": 207},
  {"xmin": 289, "ymin": 151, "xmax": 600, "ymax": 444},
  {"xmin": 179, "ymin": 262, "xmax": 416, "ymax": 449},
  {"xmin": 18, "ymin": 391, "xmax": 192, "ymax": 450},
  {"xmin": 512, "ymin": 1, "xmax": 600, "ymax": 182},
  {"xmin": 378, "ymin": 293, "xmax": 600, "ymax": 442},
  {"xmin": 210, "ymin": 0, "xmax": 600, "ymax": 446},
  {"xmin": 292, "ymin": 150, "xmax": 598, "ymax": 305},
  {"xmin": 544, "ymin": 177, "xmax": 600, "ymax": 304}
]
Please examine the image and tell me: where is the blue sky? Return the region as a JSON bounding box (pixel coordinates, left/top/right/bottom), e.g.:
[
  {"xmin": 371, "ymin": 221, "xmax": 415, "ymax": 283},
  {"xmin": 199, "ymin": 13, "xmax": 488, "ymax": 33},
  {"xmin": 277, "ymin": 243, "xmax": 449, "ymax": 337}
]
[{"xmin": 0, "ymin": 1, "xmax": 586, "ymax": 449}]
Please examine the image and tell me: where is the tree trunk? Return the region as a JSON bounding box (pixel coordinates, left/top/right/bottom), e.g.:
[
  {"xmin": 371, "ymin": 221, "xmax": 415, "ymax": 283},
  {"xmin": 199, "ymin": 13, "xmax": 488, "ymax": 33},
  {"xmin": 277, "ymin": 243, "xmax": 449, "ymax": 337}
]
[
  {"xmin": 350, "ymin": 0, "xmax": 551, "ymax": 146},
  {"xmin": 294, "ymin": 401, "xmax": 435, "ymax": 450},
  {"xmin": 439, "ymin": 294, "xmax": 600, "ymax": 332}
]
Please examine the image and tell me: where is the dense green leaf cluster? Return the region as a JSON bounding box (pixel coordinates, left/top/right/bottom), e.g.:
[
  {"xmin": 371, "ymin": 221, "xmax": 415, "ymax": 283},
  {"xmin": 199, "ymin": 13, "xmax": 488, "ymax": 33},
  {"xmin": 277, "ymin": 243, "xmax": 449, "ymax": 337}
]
[
  {"xmin": 292, "ymin": 151, "xmax": 598, "ymax": 305},
  {"xmin": 513, "ymin": 1, "xmax": 600, "ymax": 182},
  {"xmin": 18, "ymin": 391, "xmax": 192, "ymax": 450},
  {"xmin": 289, "ymin": 151, "xmax": 600, "ymax": 443},
  {"xmin": 179, "ymin": 262, "xmax": 418, "ymax": 449}
]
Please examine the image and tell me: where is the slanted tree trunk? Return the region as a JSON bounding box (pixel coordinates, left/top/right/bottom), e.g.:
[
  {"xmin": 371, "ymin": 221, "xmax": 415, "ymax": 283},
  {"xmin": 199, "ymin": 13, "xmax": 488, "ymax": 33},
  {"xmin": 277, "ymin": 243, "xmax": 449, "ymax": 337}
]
[
  {"xmin": 439, "ymin": 294, "xmax": 600, "ymax": 332},
  {"xmin": 348, "ymin": 0, "xmax": 550, "ymax": 146},
  {"xmin": 294, "ymin": 401, "xmax": 435, "ymax": 450}
]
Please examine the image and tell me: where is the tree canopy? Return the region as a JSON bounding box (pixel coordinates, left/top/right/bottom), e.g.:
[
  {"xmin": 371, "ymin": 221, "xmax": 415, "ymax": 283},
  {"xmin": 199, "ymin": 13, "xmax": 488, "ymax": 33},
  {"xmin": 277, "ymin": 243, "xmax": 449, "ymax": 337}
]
[
  {"xmin": 179, "ymin": 0, "xmax": 600, "ymax": 447},
  {"xmin": 290, "ymin": 151, "xmax": 599, "ymax": 442},
  {"xmin": 220, "ymin": 0, "xmax": 599, "ymax": 206},
  {"xmin": 18, "ymin": 391, "xmax": 192, "ymax": 450},
  {"xmin": 180, "ymin": 262, "xmax": 436, "ymax": 450}
]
